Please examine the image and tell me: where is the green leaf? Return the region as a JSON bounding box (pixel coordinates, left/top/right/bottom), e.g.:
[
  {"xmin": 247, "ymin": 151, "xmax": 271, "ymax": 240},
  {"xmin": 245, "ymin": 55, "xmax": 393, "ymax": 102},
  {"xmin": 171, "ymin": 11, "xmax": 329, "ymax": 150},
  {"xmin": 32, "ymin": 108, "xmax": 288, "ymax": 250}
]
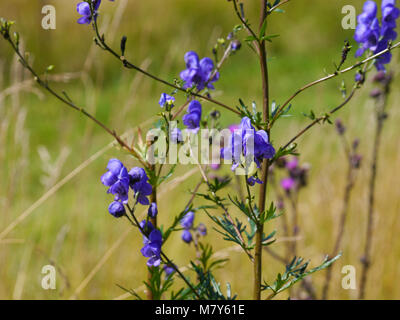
[{"xmin": 259, "ymin": 18, "xmax": 268, "ymax": 40}]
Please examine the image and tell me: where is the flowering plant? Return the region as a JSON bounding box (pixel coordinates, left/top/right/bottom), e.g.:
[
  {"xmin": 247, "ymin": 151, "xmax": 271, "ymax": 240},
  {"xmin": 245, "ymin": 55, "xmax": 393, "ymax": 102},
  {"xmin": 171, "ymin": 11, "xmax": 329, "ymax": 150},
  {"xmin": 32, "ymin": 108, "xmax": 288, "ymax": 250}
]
[{"xmin": 0, "ymin": 0, "xmax": 399, "ymax": 300}]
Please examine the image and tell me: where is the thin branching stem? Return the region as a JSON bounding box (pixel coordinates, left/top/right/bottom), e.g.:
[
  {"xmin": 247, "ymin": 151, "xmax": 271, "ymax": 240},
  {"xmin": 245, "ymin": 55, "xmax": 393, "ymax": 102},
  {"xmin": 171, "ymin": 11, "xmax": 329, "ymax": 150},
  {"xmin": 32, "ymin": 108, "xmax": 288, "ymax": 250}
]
[
  {"xmin": 125, "ymin": 203, "xmax": 202, "ymax": 300},
  {"xmin": 359, "ymin": 79, "xmax": 390, "ymax": 299},
  {"xmin": 267, "ymin": 0, "xmax": 291, "ymax": 14},
  {"xmin": 270, "ymin": 41, "xmax": 400, "ymax": 128},
  {"xmin": 322, "ymin": 134, "xmax": 356, "ymax": 299},
  {"xmin": 91, "ymin": 18, "xmax": 240, "ymax": 116},
  {"xmin": 1, "ymin": 34, "xmax": 149, "ymax": 168},
  {"xmin": 281, "ymin": 87, "xmax": 358, "ymax": 150}
]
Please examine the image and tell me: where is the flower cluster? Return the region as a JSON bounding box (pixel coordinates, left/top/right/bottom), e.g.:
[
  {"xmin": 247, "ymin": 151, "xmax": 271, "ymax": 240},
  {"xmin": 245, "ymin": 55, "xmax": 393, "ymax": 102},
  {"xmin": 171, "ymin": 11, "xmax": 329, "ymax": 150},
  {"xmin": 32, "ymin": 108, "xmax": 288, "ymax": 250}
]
[
  {"xmin": 182, "ymin": 100, "xmax": 202, "ymax": 133},
  {"xmin": 180, "ymin": 51, "xmax": 219, "ymax": 91},
  {"xmin": 179, "ymin": 211, "xmax": 207, "ymax": 243},
  {"xmin": 129, "ymin": 167, "xmax": 153, "ymax": 205},
  {"xmin": 180, "ymin": 211, "xmax": 195, "ymax": 243},
  {"xmin": 140, "ymin": 220, "xmax": 162, "ymax": 267},
  {"xmin": 76, "ymin": 0, "xmax": 114, "ymax": 25},
  {"xmin": 221, "ymin": 117, "xmax": 275, "ymax": 171},
  {"xmin": 354, "ymin": 0, "xmax": 399, "ymax": 70},
  {"xmin": 101, "ymin": 159, "xmax": 152, "ymax": 217}
]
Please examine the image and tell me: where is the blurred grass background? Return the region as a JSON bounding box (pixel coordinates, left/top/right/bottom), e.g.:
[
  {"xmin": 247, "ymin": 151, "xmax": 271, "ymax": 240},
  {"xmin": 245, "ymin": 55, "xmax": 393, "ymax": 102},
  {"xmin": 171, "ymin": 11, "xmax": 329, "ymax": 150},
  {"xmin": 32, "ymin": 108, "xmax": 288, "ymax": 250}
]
[{"xmin": 0, "ymin": 0, "xmax": 399, "ymax": 299}]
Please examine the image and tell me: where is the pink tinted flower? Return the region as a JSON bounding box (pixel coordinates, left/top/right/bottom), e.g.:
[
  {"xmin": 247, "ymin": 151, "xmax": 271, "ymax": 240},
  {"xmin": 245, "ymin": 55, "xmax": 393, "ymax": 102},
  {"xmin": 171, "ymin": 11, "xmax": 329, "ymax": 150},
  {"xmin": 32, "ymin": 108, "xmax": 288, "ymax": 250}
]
[{"xmin": 281, "ymin": 177, "xmax": 295, "ymax": 191}]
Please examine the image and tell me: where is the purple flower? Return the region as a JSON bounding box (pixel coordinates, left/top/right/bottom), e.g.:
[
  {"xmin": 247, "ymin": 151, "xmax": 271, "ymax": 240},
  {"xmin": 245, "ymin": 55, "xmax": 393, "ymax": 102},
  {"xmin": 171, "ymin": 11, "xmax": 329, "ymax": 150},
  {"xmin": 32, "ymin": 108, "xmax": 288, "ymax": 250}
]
[
  {"xmin": 108, "ymin": 201, "xmax": 125, "ymax": 218},
  {"xmin": 128, "ymin": 167, "xmax": 153, "ymax": 205},
  {"xmin": 141, "ymin": 229, "xmax": 162, "ymax": 267},
  {"xmin": 210, "ymin": 163, "xmax": 221, "ymax": 171},
  {"xmin": 335, "ymin": 119, "xmax": 346, "ymax": 135},
  {"xmin": 101, "ymin": 159, "xmax": 130, "ymax": 204},
  {"xmin": 355, "ymin": 72, "xmax": 364, "ymax": 82},
  {"xmin": 197, "ymin": 223, "xmax": 207, "ymax": 236},
  {"xmin": 180, "ymin": 51, "xmax": 219, "ymax": 91},
  {"xmin": 181, "ymin": 229, "xmax": 193, "ymax": 243},
  {"xmin": 231, "ymin": 40, "xmax": 241, "ymax": 51},
  {"xmin": 221, "ymin": 117, "xmax": 275, "ymax": 171},
  {"xmin": 281, "ymin": 177, "xmax": 295, "ymax": 192},
  {"xmin": 180, "ymin": 211, "xmax": 195, "ymax": 229},
  {"xmin": 285, "ymin": 158, "xmax": 299, "ymax": 171},
  {"xmin": 140, "ymin": 220, "xmax": 154, "ymax": 234},
  {"xmin": 148, "ymin": 202, "xmax": 158, "ymax": 218},
  {"xmin": 77, "ymin": 2, "xmax": 92, "ymax": 24},
  {"xmin": 76, "ymin": 0, "xmax": 110, "ymax": 24},
  {"xmin": 163, "ymin": 264, "xmax": 175, "ymax": 277},
  {"xmin": 247, "ymin": 176, "xmax": 263, "ymax": 186},
  {"xmin": 170, "ymin": 127, "xmax": 183, "ymax": 144},
  {"xmin": 159, "ymin": 93, "xmax": 175, "ymax": 108},
  {"xmin": 354, "ymin": 0, "xmax": 399, "ymax": 70},
  {"xmin": 182, "ymin": 100, "xmax": 202, "ymax": 132}
]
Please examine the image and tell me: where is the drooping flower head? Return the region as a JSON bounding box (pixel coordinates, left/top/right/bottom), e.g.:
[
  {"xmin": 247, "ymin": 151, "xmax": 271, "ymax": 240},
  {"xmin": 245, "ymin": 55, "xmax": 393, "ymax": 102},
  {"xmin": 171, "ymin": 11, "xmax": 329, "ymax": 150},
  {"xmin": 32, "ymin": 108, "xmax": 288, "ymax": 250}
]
[
  {"xmin": 141, "ymin": 228, "xmax": 163, "ymax": 267},
  {"xmin": 163, "ymin": 264, "xmax": 176, "ymax": 277},
  {"xmin": 108, "ymin": 200, "xmax": 126, "ymax": 218},
  {"xmin": 180, "ymin": 211, "xmax": 195, "ymax": 244},
  {"xmin": 170, "ymin": 127, "xmax": 183, "ymax": 144},
  {"xmin": 247, "ymin": 176, "xmax": 263, "ymax": 186},
  {"xmin": 182, "ymin": 100, "xmax": 202, "ymax": 133},
  {"xmin": 221, "ymin": 117, "xmax": 275, "ymax": 171},
  {"xmin": 101, "ymin": 159, "xmax": 130, "ymax": 203},
  {"xmin": 181, "ymin": 229, "xmax": 193, "ymax": 243},
  {"xmin": 159, "ymin": 93, "xmax": 175, "ymax": 109},
  {"xmin": 148, "ymin": 202, "xmax": 158, "ymax": 218},
  {"xmin": 180, "ymin": 211, "xmax": 195, "ymax": 229},
  {"xmin": 77, "ymin": 1, "xmax": 114, "ymax": 24},
  {"xmin": 129, "ymin": 167, "xmax": 153, "ymax": 205},
  {"xmin": 180, "ymin": 51, "xmax": 219, "ymax": 91}
]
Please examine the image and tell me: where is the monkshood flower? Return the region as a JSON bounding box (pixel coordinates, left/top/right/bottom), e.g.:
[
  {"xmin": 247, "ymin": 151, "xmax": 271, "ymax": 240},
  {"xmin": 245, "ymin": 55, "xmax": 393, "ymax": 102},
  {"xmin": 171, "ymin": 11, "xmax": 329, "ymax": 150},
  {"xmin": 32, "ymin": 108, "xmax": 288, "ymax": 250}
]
[
  {"xmin": 180, "ymin": 211, "xmax": 195, "ymax": 243},
  {"xmin": 159, "ymin": 93, "xmax": 175, "ymax": 109},
  {"xmin": 221, "ymin": 117, "xmax": 275, "ymax": 171},
  {"xmin": 354, "ymin": 1, "xmax": 380, "ymax": 57},
  {"xmin": 181, "ymin": 229, "xmax": 193, "ymax": 243},
  {"xmin": 163, "ymin": 264, "xmax": 175, "ymax": 277},
  {"xmin": 375, "ymin": 0, "xmax": 399, "ymax": 71},
  {"xmin": 77, "ymin": 1, "xmax": 115, "ymax": 24},
  {"xmin": 141, "ymin": 227, "xmax": 163, "ymax": 267},
  {"xmin": 129, "ymin": 167, "xmax": 153, "ymax": 205},
  {"xmin": 148, "ymin": 202, "xmax": 158, "ymax": 218},
  {"xmin": 247, "ymin": 176, "xmax": 263, "ymax": 186},
  {"xmin": 231, "ymin": 40, "xmax": 242, "ymax": 51},
  {"xmin": 108, "ymin": 200, "xmax": 126, "ymax": 218},
  {"xmin": 101, "ymin": 159, "xmax": 130, "ymax": 204},
  {"xmin": 182, "ymin": 100, "xmax": 202, "ymax": 132},
  {"xmin": 197, "ymin": 223, "xmax": 207, "ymax": 236},
  {"xmin": 381, "ymin": 0, "xmax": 399, "ymax": 39},
  {"xmin": 181, "ymin": 211, "xmax": 195, "ymax": 229},
  {"xmin": 170, "ymin": 127, "xmax": 183, "ymax": 144},
  {"xmin": 140, "ymin": 219, "xmax": 155, "ymax": 234},
  {"xmin": 355, "ymin": 0, "xmax": 399, "ymax": 70},
  {"xmin": 180, "ymin": 51, "xmax": 219, "ymax": 90}
]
